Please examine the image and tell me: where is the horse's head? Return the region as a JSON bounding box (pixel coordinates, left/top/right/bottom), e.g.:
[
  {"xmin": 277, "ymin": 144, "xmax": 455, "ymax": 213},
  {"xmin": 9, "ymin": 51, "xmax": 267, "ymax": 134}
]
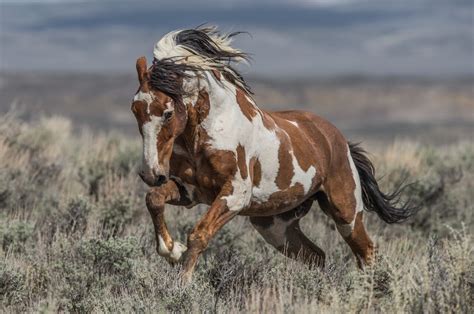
[{"xmin": 131, "ymin": 56, "xmax": 187, "ymax": 186}]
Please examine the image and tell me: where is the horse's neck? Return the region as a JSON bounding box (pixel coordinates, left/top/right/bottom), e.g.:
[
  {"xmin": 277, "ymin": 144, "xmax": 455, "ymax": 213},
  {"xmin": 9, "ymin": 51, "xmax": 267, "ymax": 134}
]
[
  {"xmin": 201, "ymin": 71, "xmax": 257, "ymax": 126},
  {"xmin": 179, "ymin": 71, "xmax": 259, "ymax": 155}
]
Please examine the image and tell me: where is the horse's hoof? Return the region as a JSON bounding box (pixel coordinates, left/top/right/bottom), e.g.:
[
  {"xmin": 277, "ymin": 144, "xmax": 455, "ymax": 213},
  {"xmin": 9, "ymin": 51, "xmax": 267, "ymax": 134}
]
[{"xmin": 169, "ymin": 241, "xmax": 187, "ymax": 262}]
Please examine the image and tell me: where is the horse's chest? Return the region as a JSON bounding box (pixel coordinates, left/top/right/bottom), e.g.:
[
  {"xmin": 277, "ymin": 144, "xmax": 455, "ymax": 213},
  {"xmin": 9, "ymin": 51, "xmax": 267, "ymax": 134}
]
[{"xmin": 171, "ymin": 149, "xmax": 236, "ymax": 205}]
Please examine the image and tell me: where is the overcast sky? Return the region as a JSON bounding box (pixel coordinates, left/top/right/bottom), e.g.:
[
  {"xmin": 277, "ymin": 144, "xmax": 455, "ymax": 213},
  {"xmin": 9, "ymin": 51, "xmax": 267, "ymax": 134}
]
[{"xmin": 1, "ymin": 0, "xmax": 473, "ymax": 77}]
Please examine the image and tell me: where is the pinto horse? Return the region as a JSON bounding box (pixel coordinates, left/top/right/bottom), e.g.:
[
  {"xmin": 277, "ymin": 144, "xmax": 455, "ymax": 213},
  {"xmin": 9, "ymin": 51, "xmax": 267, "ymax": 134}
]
[{"xmin": 131, "ymin": 27, "xmax": 415, "ymax": 282}]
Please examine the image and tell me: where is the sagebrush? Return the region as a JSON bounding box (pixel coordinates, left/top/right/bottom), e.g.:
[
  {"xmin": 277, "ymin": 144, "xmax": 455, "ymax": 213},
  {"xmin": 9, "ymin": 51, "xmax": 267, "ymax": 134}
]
[{"xmin": 0, "ymin": 113, "xmax": 472, "ymax": 312}]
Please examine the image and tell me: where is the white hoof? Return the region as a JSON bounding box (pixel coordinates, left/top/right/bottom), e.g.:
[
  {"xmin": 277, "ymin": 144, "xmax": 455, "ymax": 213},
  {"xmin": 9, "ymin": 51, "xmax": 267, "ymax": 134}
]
[
  {"xmin": 169, "ymin": 241, "xmax": 187, "ymax": 262},
  {"xmin": 157, "ymin": 235, "xmax": 172, "ymax": 257}
]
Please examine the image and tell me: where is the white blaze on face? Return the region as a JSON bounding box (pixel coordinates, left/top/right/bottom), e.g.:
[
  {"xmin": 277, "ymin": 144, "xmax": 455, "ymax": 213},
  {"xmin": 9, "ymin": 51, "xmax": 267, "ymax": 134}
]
[
  {"xmin": 142, "ymin": 115, "xmax": 163, "ymax": 172},
  {"xmin": 134, "ymin": 91, "xmax": 154, "ymax": 114},
  {"xmin": 134, "ymin": 89, "xmax": 174, "ymax": 174}
]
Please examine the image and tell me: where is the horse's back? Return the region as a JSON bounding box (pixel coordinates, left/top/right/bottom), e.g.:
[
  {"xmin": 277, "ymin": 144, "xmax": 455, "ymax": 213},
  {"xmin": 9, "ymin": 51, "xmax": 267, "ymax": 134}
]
[{"xmin": 269, "ymin": 109, "xmax": 350, "ymax": 177}]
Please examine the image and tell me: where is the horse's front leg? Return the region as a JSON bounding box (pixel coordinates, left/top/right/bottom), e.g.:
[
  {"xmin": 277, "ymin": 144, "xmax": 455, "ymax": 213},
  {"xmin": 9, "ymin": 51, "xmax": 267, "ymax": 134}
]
[
  {"xmin": 180, "ymin": 181, "xmax": 246, "ymax": 283},
  {"xmin": 146, "ymin": 180, "xmax": 187, "ymax": 263}
]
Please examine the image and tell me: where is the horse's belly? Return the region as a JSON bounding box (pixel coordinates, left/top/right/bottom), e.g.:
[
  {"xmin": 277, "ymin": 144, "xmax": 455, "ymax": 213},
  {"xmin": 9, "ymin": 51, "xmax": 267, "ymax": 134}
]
[{"xmin": 240, "ymin": 183, "xmax": 317, "ymax": 216}]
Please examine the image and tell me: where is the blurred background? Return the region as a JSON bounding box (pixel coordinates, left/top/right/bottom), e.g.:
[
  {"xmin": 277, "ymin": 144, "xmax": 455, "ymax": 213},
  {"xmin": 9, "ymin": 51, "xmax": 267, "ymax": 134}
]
[{"xmin": 1, "ymin": 0, "xmax": 473, "ymax": 144}]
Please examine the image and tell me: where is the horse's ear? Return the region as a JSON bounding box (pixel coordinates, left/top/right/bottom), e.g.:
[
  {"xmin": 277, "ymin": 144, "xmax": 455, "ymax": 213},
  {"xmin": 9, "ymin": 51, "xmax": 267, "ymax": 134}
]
[{"xmin": 136, "ymin": 56, "xmax": 148, "ymax": 84}]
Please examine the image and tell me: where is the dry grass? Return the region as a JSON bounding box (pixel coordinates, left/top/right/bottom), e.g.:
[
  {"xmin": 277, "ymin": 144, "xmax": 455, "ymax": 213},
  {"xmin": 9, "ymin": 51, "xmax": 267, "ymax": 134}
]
[{"xmin": 0, "ymin": 113, "xmax": 473, "ymax": 313}]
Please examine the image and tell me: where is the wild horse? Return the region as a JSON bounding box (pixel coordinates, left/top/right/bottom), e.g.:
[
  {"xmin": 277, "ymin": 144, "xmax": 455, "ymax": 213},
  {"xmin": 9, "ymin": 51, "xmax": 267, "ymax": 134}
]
[{"xmin": 131, "ymin": 27, "xmax": 416, "ymax": 282}]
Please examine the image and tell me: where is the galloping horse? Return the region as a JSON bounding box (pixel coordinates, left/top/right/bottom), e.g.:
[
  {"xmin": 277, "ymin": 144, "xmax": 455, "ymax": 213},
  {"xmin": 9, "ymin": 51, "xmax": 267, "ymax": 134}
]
[{"xmin": 131, "ymin": 27, "xmax": 415, "ymax": 282}]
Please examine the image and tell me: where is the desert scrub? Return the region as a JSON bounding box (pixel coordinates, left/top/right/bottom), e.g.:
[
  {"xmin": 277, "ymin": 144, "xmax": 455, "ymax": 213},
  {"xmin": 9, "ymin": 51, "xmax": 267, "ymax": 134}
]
[
  {"xmin": 76, "ymin": 237, "xmax": 139, "ymax": 277},
  {"xmin": 0, "ymin": 262, "xmax": 27, "ymax": 308},
  {"xmin": 57, "ymin": 196, "xmax": 93, "ymax": 236},
  {"xmin": 0, "ymin": 114, "xmax": 472, "ymax": 312},
  {"xmin": 0, "ymin": 220, "xmax": 34, "ymax": 253}
]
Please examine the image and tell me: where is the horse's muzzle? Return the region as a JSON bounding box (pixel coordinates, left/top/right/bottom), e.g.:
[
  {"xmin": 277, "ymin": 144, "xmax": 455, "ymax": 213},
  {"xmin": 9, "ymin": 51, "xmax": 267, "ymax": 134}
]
[{"xmin": 138, "ymin": 170, "xmax": 167, "ymax": 187}]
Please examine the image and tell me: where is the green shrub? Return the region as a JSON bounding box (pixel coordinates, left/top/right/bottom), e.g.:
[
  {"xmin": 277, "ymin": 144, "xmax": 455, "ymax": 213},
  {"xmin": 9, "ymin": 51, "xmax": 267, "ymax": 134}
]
[
  {"xmin": 78, "ymin": 159, "xmax": 106, "ymax": 202},
  {"xmin": 0, "ymin": 263, "xmax": 26, "ymax": 307},
  {"xmin": 77, "ymin": 237, "xmax": 139, "ymax": 277},
  {"xmin": 1, "ymin": 220, "xmax": 34, "ymax": 253},
  {"xmin": 58, "ymin": 196, "xmax": 93, "ymax": 235},
  {"xmin": 98, "ymin": 194, "xmax": 136, "ymax": 237},
  {"xmin": 0, "ymin": 115, "xmax": 472, "ymax": 312}
]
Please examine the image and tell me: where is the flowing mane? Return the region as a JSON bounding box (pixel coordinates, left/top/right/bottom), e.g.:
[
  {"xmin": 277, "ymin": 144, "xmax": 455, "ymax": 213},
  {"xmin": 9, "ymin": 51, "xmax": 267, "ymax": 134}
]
[{"xmin": 150, "ymin": 26, "xmax": 252, "ymax": 103}]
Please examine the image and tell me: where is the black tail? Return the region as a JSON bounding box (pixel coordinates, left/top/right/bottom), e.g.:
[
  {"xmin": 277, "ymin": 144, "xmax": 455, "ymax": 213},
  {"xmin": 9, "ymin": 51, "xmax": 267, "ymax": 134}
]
[{"xmin": 348, "ymin": 142, "xmax": 418, "ymax": 223}]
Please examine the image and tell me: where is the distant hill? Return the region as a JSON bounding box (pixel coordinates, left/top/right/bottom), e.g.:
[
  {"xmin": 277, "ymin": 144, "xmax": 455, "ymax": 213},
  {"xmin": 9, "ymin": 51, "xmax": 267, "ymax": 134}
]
[{"xmin": 1, "ymin": 73, "xmax": 472, "ymax": 144}]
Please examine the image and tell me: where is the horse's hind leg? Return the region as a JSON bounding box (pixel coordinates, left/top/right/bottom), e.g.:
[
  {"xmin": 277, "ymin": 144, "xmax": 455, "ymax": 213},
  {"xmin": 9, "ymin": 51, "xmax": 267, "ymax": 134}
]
[
  {"xmin": 250, "ymin": 199, "xmax": 325, "ymax": 267},
  {"xmin": 315, "ymin": 189, "xmax": 375, "ymax": 269}
]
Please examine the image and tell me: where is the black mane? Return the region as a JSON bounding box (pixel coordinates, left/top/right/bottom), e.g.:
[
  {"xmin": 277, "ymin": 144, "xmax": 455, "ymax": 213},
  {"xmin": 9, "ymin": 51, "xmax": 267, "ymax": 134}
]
[
  {"xmin": 149, "ymin": 27, "xmax": 252, "ymax": 103},
  {"xmin": 150, "ymin": 58, "xmax": 197, "ymax": 104}
]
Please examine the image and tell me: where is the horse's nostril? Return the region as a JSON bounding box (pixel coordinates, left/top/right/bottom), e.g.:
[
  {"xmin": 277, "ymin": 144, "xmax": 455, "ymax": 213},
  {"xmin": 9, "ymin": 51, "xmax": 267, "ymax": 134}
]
[
  {"xmin": 155, "ymin": 175, "xmax": 166, "ymax": 186},
  {"xmin": 138, "ymin": 170, "xmax": 146, "ymax": 181}
]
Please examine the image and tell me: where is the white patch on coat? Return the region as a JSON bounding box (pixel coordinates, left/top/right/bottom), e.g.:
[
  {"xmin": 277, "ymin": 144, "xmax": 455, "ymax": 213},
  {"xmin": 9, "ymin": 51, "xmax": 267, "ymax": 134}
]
[
  {"xmin": 225, "ymin": 171, "xmax": 253, "ymax": 211},
  {"xmin": 199, "ymin": 72, "xmax": 280, "ymax": 208},
  {"xmin": 347, "ymin": 145, "xmax": 364, "ymax": 213},
  {"xmin": 196, "ymin": 72, "xmax": 316, "ymax": 211},
  {"xmin": 134, "ymin": 91, "xmax": 155, "ymax": 114},
  {"xmin": 142, "ymin": 116, "xmax": 162, "ymax": 172},
  {"xmin": 289, "ymin": 120, "xmax": 298, "ymax": 127},
  {"xmin": 182, "ymin": 72, "xmax": 200, "ymax": 105},
  {"xmin": 289, "ymin": 149, "xmax": 316, "ymax": 194},
  {"xmin": 278, "ymin": 126, "xmax": 317, "ymax": 195}
]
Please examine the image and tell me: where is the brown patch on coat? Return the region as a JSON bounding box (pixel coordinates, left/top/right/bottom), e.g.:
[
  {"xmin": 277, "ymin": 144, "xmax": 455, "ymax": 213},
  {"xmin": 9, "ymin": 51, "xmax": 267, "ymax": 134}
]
[
  {"xmin": 240, "ymin": 183, "xmax": 306, "ymax": 216},
  {"xmin": 267, "ymin": 183, "xmax": 305, "ymax": 207},
  {"xmin": 320, "ymin": 144, "xmax": 357, "ymax": 225},
  {"xmin": 211, "ymin": 69, "xmax": 221, "ymax": 81},
  {"xmin": 250, "ymin": 157, "xmax": 262, "ymax": 187},
  {"xmin": 236, "ymin": 144, "xmax": 248, "ymax": 179},
  {"xmin": 271, "ymin": 112, "xmax": 315, "ymax": 172},
  {"xmin": 194, "ymin": 91, "xmax": 210, "ymax": 122},
  {"xmin": 131, "ymin": 87, "xmax": 174, "ymax": 133},
  {"xmin": 236, "ymin": 89, "xmax": 258, "ymax": 121},
  {"xmin": 179, "ymin": 122, "xmax": 239, "ymax": 204},
  {"xmin": 274, "ymin": 131, "xmax": 294, "ymax": 190},
  {"xmin": 271, "ymin": 111, "xmax": 333, "ymax": 176},
  {"xmin": 343, "ymin": 212, "xmax": 375, "ymax": 268}
]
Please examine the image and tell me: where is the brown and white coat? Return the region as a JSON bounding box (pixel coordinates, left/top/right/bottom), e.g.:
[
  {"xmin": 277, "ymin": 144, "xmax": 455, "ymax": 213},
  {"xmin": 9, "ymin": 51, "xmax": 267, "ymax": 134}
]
[{"xmin": 131, "ymin": 27, "xmax": 415, "ymax": 282}]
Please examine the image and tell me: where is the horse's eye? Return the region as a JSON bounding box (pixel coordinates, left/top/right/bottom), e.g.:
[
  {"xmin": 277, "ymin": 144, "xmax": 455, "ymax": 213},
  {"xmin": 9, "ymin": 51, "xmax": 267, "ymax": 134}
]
[{"xmin": 163, "ymin": 111, "xmax": 173, "ymax": 121}]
